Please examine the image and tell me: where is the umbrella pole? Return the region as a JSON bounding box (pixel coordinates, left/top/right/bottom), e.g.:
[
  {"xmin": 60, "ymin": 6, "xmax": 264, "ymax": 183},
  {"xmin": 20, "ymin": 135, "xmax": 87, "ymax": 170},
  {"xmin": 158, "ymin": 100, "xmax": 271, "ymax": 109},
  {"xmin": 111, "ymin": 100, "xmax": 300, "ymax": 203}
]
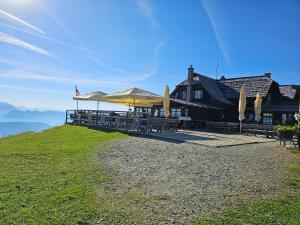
[
  {"xmin": 96, "ymin": 101, "xmax": 99, "ymax": 126},
  {"xmin": 76, "ymin": 100, "xmax": 78, "ymax": 112},
  {"xmin": 240, "ymin": 121, "xmax": 242, "ymax": 133}
]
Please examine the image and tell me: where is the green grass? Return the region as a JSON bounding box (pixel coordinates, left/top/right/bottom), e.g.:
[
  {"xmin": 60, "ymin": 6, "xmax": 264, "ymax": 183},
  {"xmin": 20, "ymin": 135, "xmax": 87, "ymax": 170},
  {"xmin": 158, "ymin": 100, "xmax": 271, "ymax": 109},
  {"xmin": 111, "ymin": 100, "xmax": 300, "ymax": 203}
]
[
  {"xmin": 195, "ymin": 148, "xmax": 300, "ymax": 225},
  {"xmin": 2, "ymin": 125, "xmax": 300, "ymax": 225},
  {"xmin": 0, "ymin": 125, "xmax": 127, "ymax": 225}
]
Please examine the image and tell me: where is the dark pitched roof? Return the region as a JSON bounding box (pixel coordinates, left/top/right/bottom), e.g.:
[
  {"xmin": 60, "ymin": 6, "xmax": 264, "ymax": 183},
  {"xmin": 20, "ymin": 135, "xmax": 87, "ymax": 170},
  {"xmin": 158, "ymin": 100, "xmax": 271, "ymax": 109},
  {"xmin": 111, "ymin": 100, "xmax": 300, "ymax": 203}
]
[
  {"xmin": 177, "ymin": 73, "xmax": 232, "ymax": 105},
  {"xmin": 170, "ymin": 98, "xmax": 220, "ymax": 109},
  {"xmin": 218, "ymin": 75, "xmax": 274, "ymax": 99},
  {"xmin": 279, "ymin": 85, "xmax": 297, "ymax": 99},
  {"xmin": 262, "ymin": 102, "xmax": 299, "ymax": 112}
]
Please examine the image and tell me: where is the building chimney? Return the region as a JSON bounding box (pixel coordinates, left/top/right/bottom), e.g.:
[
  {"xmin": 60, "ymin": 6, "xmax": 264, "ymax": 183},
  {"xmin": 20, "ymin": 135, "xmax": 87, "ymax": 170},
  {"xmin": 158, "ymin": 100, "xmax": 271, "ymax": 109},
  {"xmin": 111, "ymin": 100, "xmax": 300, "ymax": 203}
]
[
  {"xmin": 264, "ymin": 72, "xmax": 271, "ymax": 78},
  {"xmin": 220, "ymin": 75, "xmax": 226, "ymax": 80},
  {"xmin": 188, "ymin": 65, "xmax": 194, "ymax": 83},
  {"xmin": 187, "ymin": 65, "xmax": 194, "ymax": 101}
]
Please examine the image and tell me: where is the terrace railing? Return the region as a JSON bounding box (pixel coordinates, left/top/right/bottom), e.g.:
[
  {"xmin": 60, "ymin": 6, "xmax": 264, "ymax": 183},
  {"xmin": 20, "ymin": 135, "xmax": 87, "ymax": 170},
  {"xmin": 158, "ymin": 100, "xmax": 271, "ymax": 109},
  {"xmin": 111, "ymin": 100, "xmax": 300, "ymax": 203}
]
[{"xmin": 65, "ymin": 109, "xmax": 151, "ymax": 133}]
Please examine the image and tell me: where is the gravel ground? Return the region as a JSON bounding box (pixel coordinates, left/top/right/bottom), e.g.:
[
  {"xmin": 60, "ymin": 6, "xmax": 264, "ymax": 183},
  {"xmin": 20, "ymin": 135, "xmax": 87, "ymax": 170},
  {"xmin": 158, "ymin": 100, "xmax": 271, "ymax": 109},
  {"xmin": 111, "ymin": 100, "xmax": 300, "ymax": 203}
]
[{"xmin": 96, "ymin": 136, "xmax": 287, "ymax": 225}]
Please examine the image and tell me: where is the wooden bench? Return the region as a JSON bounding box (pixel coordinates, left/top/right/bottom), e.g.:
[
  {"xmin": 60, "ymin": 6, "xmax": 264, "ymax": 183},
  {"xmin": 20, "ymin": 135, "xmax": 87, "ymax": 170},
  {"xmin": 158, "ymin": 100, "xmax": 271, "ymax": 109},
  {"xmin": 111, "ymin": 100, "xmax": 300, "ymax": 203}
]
[
  {"xmin": 242, "ymin": 124, "xmax": 275, "ymax": 138},
  {"xmin": 206, "ymin": 121, "xmax": 239, "ymax": 133},
  {"xmin": 149, "ymin": 118, "xmax": 164, "ymax": 132},
  {"xmin": 166, "ymin": 119, "xmax": 180, "ymax": 132}
]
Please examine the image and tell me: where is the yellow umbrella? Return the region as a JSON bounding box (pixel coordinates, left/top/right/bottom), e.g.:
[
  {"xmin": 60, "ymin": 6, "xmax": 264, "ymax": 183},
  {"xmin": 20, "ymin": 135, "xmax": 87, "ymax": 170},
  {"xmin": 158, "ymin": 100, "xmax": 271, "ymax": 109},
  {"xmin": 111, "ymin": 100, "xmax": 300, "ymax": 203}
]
[
  {"xmin": 239, "ymin": 86, "xmax": 247, "ymax": 132},
  {"xmin": 101, "ymin": 87, "xmax": 163, "ymax": 107},
  {"xmin": 254, "ymin": 92, "xmax": 263, "ymax": 124},
  {"xmin": 163, "ymin": 85, "xmax": 170, "ymax": 118}
]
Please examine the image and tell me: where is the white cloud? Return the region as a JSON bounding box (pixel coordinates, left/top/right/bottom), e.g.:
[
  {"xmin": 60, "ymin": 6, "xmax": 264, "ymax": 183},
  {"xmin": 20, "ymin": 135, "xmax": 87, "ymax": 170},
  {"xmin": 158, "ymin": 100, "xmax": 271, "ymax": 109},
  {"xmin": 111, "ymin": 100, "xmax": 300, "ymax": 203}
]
[
  {"xmin": 0, "ymin": 21, "xmax": 93, "ymax": 54},
  {"xmin": 135, "ymin": 0, "xmax": 160, "ymax": 30},
  {"xmin": 201, "ymin": 0, "xmax": 231, "ymax": 65},
  {"xmin": 0, "ymin": 9, "xmax": 45, "ymax": 34},
  {"xmin": 131, "ymin": 40, "xmax": 166, "ymax": 81},
  {"xmin": 0, "ymin": 32, "xmax": 52, "ymax": 56},
  {"xmin": 0, "ymin": 70, "xmax": 128, "ymax": 87},
  {"xmin": 0, "ymin": 84, "xmax": 72, "ymax": 94}
]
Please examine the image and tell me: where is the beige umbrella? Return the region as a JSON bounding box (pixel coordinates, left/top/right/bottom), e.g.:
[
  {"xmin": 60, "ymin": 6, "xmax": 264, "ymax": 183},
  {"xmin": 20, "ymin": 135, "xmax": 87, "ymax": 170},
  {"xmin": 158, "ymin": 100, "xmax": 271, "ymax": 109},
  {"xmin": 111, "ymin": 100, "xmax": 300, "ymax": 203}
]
[
  {"xmin": 101, "ymin": 87, "xmax": 163, "ymax": 107},
  {"xmin": 254, "ymin": 92, "xmax": 263, "ymax": 124},
  {"xmin": 163, "ymin": 85, "xmax": 170, "ymax": 118},
  {"xmin": 239, "ymin": 86, "xmax": 247, "ymax": 133},
  {"xmin": 73, "ymin": 91, "xmax": 107, "ymax": 111}
]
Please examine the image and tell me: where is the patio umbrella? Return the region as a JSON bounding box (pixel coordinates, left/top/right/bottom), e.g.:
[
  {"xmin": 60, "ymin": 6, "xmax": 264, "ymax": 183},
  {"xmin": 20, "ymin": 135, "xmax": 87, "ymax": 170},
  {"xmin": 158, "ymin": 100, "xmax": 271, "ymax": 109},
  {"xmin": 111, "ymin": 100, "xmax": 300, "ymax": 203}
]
[
  {"xmin": 239, "ymin": 86, "xmax": 247, "ymax": 133},
  {"xmin": 254, "ymin": 92, "xmax": 263, "ymax": 124},
  {"xmin": 163, "ymin": 85, "xmax": 170, "ymax": 118},
  {"xmin": 73, "ymin": 91, "xmax": 107, "ymax": 111},
  {"xmin": 101, "ymin": 87, "xmax": 163, "ymax": 107}
]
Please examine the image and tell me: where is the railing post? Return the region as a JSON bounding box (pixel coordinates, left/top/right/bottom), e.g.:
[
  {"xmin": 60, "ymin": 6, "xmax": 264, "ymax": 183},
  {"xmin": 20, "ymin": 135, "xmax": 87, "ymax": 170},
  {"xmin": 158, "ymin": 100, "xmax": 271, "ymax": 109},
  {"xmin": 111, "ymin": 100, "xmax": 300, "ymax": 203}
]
[
  {"xmin": 146, "ymin": 113, "xmax": 150, "ymax": 134},
  {"xmin": 65, "ymin": 110, "xmax": 68, "ymax": 124}
]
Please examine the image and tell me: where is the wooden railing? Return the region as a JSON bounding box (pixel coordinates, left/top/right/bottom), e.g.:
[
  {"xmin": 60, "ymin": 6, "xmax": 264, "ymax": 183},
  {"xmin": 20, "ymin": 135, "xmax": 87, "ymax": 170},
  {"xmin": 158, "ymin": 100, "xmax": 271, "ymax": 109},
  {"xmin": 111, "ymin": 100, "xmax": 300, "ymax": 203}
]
[{"xmin": 65, "ymin": 109, "xmax": 182, "ymax": 134}]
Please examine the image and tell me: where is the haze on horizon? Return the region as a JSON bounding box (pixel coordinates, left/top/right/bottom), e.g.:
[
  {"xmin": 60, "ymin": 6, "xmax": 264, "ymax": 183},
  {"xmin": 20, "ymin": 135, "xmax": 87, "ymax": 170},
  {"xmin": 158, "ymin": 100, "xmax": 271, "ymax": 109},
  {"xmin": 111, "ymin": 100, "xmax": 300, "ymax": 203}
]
[{"xmin": 0, "ymin": 0, "xmax": 299, "ymax": 110}]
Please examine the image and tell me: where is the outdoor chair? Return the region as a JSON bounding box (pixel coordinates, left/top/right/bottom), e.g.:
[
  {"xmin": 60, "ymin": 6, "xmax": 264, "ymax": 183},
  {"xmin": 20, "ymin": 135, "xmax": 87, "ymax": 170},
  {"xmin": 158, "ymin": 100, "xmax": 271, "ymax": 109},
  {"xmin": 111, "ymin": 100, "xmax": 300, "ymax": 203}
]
[
  {"xmin": 98, "ymin": 116, "xmax": 107, "ymax": 127},
  {"xmin": 166, "ymin": 119, "xmax": 179, "ymax": 132},
  {"xmin": 86, "ymin": 115, "xmax": 93, "ymax": 126},
  {"xmin": 74, "ymin": 114, "xmax": 81, "ymax": 124},
  {"xmin": 149, "ymin": 118, "xmax": 163, "ymax": 132}
]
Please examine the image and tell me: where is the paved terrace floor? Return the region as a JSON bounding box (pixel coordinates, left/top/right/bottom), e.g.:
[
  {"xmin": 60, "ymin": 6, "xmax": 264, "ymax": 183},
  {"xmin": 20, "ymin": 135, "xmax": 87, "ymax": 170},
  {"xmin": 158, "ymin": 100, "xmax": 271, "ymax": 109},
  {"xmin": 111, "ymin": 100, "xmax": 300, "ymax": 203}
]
[{"xmin": 149, "ymin": 130, "xmax": 276, "ymax": 147}]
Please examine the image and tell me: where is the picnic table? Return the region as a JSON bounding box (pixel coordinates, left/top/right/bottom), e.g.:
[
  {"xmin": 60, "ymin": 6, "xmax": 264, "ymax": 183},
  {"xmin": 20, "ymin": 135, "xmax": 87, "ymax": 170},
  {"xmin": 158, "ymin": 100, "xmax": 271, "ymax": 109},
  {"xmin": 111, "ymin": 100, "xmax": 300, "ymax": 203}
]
[
  {"xmin": 205, "ymin": 121, "xmax": 239, "ymax": 132},
  {"xmin": 242, "ymin": 124, "xmax": 275, "ymax": 138}
]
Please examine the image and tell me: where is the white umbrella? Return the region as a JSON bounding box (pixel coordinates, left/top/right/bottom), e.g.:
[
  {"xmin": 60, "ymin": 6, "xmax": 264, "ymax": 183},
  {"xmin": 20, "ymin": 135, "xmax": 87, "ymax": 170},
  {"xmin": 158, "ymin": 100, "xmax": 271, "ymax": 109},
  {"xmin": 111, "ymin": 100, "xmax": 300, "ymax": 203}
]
[
  {"xmin": 254, "ymin": 92, "xmax": 263, "ymax": 124},
  {"xmin": 239, "ymin": 86, "xmax": 247, "ymax": 133},
  {"xmin": 73, "ymin": 91, "xmax": 107, "ymax": 111},
  {"xmin": 163, "ymin": 85, "xmax": 170, "ymax": 118}
]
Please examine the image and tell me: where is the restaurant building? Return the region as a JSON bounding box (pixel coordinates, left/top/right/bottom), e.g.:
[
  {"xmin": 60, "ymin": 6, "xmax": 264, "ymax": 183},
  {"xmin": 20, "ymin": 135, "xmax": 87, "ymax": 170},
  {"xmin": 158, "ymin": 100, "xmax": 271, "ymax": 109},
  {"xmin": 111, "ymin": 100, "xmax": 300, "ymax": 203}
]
[{"xmin": 154, "ymin": 65, "xmax": 300, "ymax": 126}]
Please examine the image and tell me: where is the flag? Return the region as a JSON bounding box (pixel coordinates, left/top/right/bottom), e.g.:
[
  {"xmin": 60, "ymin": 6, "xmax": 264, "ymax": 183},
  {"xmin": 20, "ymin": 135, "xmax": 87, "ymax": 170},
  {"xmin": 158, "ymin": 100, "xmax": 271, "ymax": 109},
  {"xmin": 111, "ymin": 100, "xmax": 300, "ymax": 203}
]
[{"xmin": 75, "ymin": 85, "xmax": 80, "ymax": 96}]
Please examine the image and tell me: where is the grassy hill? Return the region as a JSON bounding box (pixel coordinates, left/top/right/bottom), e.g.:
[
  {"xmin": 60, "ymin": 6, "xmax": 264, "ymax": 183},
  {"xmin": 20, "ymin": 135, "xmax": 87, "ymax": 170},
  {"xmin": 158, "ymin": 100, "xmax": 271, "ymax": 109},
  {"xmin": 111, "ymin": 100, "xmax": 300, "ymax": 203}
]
[
  {"xmin": 0, "ymin": 125, "xmax": 299, "ymax": 225},
  {"xmin": 0, "ymin": 125, "xmax": 127, "ymax": 225}
]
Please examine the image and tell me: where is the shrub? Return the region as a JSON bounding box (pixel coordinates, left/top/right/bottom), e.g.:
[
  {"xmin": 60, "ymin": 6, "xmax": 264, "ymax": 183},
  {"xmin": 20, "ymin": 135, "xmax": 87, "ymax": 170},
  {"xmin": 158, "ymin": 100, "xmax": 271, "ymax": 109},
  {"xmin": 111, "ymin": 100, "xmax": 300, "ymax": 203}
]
[{"xmin": 275, "ymin": 125, "xmax": 298, "ymax": 133}]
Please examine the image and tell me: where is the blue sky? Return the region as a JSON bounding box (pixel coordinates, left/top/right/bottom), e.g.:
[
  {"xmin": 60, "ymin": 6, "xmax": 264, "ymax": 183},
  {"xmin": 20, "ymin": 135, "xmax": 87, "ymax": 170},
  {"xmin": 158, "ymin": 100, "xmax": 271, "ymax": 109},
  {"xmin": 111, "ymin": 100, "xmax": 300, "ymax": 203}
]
[{"xmin": 0, "ymin": 0, "xmax": 299, "ymax": 110}]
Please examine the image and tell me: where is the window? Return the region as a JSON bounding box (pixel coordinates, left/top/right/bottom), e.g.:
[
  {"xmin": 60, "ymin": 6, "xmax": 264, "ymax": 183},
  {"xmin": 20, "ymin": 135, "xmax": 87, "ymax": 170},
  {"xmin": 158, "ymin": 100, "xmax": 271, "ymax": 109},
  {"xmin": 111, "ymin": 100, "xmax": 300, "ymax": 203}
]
[
  {"xmin": 182, "ymin": 90, "xmax": 187, "ymax": 100},
  {"xmin": 263, "ymin": 113, "xmax": 273, "ymax": 125},
  {"xmin": 282, "ymin": 114, "xmax": 287, "ymax": 124},
  {"xmin": 175, "ymin": 92, "xmax": 178, "ymax": 98},
  {"xmin": 246, "ymin": 113, "xmax": 254, "ymax": 122},
  {"xmin": 171, "ymin": 108, "xmax": 182, "ymax": 118},
  {"xmin": 159, "ymin": 108, "xmax": 164, "ymax": 117},
  {"xmin": 194, "ymin": 90, "xmax": 203, "ymax": 99}
]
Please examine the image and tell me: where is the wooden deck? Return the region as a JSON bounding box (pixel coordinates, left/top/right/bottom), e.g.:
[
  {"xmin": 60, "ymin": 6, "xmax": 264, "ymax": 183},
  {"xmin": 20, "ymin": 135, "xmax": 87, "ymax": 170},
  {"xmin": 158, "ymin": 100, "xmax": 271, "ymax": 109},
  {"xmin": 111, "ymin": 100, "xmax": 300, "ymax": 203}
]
[
  {"xmin": 66, "ymin": 110, "xmax": 277, "ymax": 138},
  {"xmin": 65, "ymin": 110, "xmax": 180, "ymax": 134}
]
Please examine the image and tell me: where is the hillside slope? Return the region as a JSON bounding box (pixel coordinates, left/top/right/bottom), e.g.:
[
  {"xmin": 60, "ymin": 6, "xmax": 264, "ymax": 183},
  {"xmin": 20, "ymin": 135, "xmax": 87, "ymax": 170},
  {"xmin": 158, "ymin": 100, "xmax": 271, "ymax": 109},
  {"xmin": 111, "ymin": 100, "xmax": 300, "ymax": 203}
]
[
  {"xmin": 0, "ymin": 125, "xmax": 127, "ymax": 225},
  {"xmin": 0, "ymin": 102, "xmax": 16, "ymax": 116}
]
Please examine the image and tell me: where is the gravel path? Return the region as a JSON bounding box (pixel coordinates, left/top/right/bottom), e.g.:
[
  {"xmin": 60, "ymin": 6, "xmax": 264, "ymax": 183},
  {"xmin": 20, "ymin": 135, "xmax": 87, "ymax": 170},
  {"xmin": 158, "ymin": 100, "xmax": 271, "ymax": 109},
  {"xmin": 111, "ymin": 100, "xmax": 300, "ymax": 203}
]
[{"xmin": 96, "ymin": 136, "xmax": 287, "ymax": 225}]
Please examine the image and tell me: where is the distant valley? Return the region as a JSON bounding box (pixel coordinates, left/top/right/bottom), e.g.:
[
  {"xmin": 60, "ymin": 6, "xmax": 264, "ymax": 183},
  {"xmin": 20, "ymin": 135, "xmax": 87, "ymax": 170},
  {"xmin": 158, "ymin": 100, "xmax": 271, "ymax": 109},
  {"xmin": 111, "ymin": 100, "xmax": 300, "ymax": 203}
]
[
  {"xmin": 0, "ymin": 122, "xmax": 50, "ymax": 137},
  {"xmin": 0, "ymin": 102, "xmax": 64, "ymax": 137}
]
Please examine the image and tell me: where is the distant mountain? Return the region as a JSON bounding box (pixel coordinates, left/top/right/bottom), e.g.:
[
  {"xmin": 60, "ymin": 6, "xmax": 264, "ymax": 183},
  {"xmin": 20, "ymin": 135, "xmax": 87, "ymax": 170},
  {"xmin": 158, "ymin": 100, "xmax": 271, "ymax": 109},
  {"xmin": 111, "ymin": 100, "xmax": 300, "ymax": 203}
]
[
  {"xmin": 0, "ymin": 122, "xmax": 49, "ymax": 138},
  {"xmin": 1, "ymin": 110, "xmax": 65, "ymax": 126},
  {"xmin": 0, "ymin": 102, "xmax": 17, "ymax": 116}
]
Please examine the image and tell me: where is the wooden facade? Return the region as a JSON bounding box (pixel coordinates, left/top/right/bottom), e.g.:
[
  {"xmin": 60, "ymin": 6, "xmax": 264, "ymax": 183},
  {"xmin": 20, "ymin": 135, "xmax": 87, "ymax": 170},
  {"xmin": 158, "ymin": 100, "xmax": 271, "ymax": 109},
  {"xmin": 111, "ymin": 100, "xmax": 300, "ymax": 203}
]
[{"xmin": 141, "ymin": 66, "xmax": 300, "ymax": 126}]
